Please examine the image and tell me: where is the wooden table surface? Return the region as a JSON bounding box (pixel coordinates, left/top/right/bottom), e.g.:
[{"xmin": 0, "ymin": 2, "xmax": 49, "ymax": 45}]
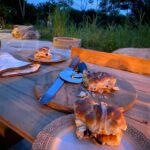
[{"xmin": 0, "ymin": 50, "xmax": 150, "ymax": 144}]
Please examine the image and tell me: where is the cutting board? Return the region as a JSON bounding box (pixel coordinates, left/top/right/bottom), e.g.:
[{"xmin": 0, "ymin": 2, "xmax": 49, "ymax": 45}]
[{"xmin": 34, "ymin": 70, "xmax": 137, "ymax": 113}]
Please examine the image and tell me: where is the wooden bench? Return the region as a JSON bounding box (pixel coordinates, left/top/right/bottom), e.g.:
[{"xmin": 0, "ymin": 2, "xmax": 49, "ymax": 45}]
[{"xmin": 71, "ymin": 47, "xmax": 150, "ymax": 76}]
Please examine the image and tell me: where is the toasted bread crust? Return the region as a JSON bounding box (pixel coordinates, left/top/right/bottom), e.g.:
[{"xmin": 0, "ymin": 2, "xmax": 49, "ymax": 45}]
[{"xmin": 74, "ymin": 99, "xmax": 127, "ymax": 146}]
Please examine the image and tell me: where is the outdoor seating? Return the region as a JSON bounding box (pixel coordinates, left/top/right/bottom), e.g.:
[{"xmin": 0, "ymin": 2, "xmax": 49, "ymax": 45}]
[
  {"xmin": 0, "ymin": 41, "xmax": 149, "ymax": 150},
  {"xmin": 0, "ymin": 0, "xmax": 150, "ymax": 149},
  {"xmin": 113, "ymin": 48, "xmax": 150, "ymax": 59},
  {"xmin": 71, "ymin": 47, "xmax": 150, "ymax": 75}
]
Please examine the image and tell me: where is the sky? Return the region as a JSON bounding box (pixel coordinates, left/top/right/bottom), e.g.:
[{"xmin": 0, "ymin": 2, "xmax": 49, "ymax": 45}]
[
  {"xmin": 27, "ymin": 0, "xmax": 98, "ymax": 10},
  {"xmin": 27, "ymin": 0, "xmax": 127, "ymax": 14},
  {"xmin": 28, "ymin": 0, "xmax": 46, "ymax": 5}
]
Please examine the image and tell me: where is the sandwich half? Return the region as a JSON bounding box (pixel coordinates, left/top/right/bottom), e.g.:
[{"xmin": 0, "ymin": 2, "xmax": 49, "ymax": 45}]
[{"xmin": 74, "ymin": 99, "xmax": 127, "ymax": 146}]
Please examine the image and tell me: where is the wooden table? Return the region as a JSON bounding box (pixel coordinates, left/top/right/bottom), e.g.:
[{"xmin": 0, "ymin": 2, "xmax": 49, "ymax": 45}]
[{"xmin": 0, "ymin": 50, "xmax": 150, "ymax": 144}]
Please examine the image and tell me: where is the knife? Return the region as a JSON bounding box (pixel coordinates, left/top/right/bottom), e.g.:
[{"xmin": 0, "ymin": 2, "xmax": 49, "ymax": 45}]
[{"xmin": 39, "ymin": 56, "xmax": 80, "ymax": 104}]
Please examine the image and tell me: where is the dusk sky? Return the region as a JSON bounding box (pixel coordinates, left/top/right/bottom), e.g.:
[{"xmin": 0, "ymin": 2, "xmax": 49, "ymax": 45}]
[
  {"xmin": 27, "ymin": 0, "xmax": 127, "ymax": 14},
  {"xmin": 27, "ymin": 0, "xmax": 98, "ymax": 10}
]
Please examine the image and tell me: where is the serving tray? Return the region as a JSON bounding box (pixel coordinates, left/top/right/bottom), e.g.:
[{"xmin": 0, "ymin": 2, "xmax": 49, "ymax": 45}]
[{"xmin": 35, "ymin": 70, "xmax": 137, "ymax": 113}]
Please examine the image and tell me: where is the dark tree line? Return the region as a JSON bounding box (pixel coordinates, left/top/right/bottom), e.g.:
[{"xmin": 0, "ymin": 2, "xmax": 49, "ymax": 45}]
[
  {"xmin": 0, "ymin": 0, "xmax": 150, "ymax": 26},
  {"xmin": 0, "ymin": 0, "xmax": 36, "ymax": 24},
  {"xmin": 99, "ymin": 0, "xmax": 150, "ymax": 25}
]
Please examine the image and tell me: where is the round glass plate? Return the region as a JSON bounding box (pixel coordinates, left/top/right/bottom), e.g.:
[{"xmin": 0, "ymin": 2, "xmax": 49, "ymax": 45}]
[
  {"xmin": 33, "ymin": 115, "xmax": 150, "ymax": 150},
  {"xmin": 28, "ymin": 53, "xmax": 68, "ymax": 64}
]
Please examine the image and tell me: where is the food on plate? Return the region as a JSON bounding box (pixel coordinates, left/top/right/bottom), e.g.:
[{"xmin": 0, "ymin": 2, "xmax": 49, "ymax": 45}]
[
  {"xmin": 82, "ymin": 71, "xmax": 119, "ymax": 93},
  {"xmin": 74, "ymin": 99, "xmax": 127, "ymax": 146},
  {"xmin": 1, "ymin": 64, "xmax": 40, "ymax": 77},
  {"xmin": 34, "ymin": 47, "xmax": 52, "ymax": 60}
]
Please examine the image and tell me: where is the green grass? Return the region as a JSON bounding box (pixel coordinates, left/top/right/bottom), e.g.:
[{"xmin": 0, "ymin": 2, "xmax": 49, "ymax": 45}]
[
  {"xmin": 38, "ymin": 23, "xmax": 150, "ymax": 52},
  {"xmin": 3, "ymin": 8, "xmax": 150, "ymax": 52},
  {"xmin": 37, "ymin": 26, "xmax": 53, "ymax": 41},
  {"xmin": 36, "ymin": 9, "xmax": 150, "ymax": 52}
]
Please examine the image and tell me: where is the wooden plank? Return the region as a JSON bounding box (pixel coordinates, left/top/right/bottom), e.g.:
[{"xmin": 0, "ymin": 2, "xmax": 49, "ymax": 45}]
[
  {"xmin": 0, "ymin": 122, "xmax": 8, "ymax": 136},
  {"xmin": 0, "ymin": 49, "xmax": 149, "ymax": 143},
  {"xmin": 137, "ymin": 91, "xmax": 150, "ymax": 103},
  {"xmin": 125, "ymin": 100, "xmax": 150, "ymax": 125},
  {"xmin": 126, "ymin": 117, "xmax": 150, "ymax": 139},
  {"xmin": 71, "ymin": 47, "xmax": 150, "ymax": 75},
  {"xmin": 87, "ymin": 63, "xmax": 150, "ymax": 83},
  {"xmin": 86, "ymin": 63, "xmax": 150, "ymax": 94},
  {"xmin": 0, "ymin": 55, "xmax": 71, "ymax": 142},
  {"xmin": 0, "ymin": 116, "xmax": 33, "ymax": 143},
  {"xmin": 0, "ymin": 80, "xmax": 65, "ymax": 142},
  {"xmin": 35, "ymin": 70, "xmax": 137, "ymax": 113}
]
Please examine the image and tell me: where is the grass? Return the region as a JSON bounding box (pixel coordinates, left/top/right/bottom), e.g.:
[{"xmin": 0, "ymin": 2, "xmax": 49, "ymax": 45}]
[
  {"xmin": 36, "ymin": 9, "xmax": 150, "ymax": 52},
  {"xmin": 3, "ymin": 8, "xmax": 150, "ymax": 52},
  {"xmin": 38, "ymin": 23, "xmax": 150, "ymax": 52}
]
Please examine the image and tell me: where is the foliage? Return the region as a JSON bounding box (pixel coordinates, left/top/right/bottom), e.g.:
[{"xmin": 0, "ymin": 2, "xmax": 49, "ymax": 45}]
[
  {"xmin": 0, "ymin": 17, "xmax": 6, "ymax": 29},
  {"xmin": 99, "ymin": 0, "xmax": 150, "ymax": 25},
  {"xmin": 0, "ymin": 0, "xmax": 37, "ymax": 24},
  {"xmin": 38, "ymin": 20, "xmax": 150, "ymax": 52},
  {"xmin": 52, "ymin": 8, "xmax": 68, "ymax": 36},
  {"xmin": 1, "ymin": 0, "xmax": 150, "ymax": 25},
  {"xmin": 36, "ymin": 2, "xmax": 57, "ymax": 26},
  {"xmin": 1, "ymin": 0, "xmax": 150, "ymax": 52}
]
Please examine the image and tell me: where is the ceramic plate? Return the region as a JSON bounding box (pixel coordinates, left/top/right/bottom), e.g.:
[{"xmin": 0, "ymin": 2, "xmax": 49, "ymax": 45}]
[
  {"xmin": 33, "ymin": 115, "xmax": 150, "ymax": 150},
  {"xmin": 28, "ymin": 53, "xmax": 68, "ymax": 64}
]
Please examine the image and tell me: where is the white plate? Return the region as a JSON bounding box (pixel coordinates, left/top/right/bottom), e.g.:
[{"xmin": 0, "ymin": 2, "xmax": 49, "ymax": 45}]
[{"xmin": 33, "ymin": 115, "xmax": 150, "ymax": 150}]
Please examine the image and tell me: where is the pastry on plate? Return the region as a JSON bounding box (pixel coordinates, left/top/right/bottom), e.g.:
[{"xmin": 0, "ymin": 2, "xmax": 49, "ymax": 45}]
[
  {"xmin": 74, "ymin": 99, "xmax": 127, "ymax": 146},
  {"xmin": 82, "ymin": 71, "xmax": 119, "ymax": 93},
  {"xmin": 34, "ymin": 47, "xmax": 52, "ymax": 60}
]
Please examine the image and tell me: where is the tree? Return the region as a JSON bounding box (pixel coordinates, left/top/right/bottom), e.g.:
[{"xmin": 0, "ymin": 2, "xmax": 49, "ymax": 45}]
[
  {"xmin": 57, "ymin": 0, "xmax": 73, "ymax": 10},
  {"xmin": 0, "ymin": 0, "xmax": 37, "ymax": 24},
  {"xmin": 99, "ymin": 0, "xmax": 150, "ymax": 24},
  {"xmin": 18, "ymin": 0, "xmax": 26, "ymax": 20}
]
